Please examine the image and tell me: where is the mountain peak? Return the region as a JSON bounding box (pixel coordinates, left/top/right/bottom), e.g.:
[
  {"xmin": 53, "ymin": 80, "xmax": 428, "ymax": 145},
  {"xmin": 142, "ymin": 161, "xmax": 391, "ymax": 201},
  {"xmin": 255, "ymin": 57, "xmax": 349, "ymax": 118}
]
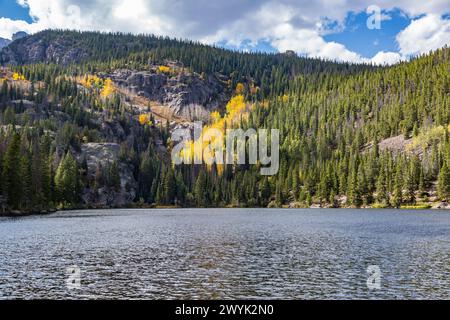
[{"xmin": 12, "ymin": 31, "xmax": 28, "ymax": 41}]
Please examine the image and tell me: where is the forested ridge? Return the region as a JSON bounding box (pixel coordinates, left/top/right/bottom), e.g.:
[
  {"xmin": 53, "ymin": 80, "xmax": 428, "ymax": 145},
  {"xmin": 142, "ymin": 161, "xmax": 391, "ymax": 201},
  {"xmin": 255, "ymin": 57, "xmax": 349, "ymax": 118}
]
[{"xmin": 0, "ymin": 30, "xmax": 449, "ymax": 213}]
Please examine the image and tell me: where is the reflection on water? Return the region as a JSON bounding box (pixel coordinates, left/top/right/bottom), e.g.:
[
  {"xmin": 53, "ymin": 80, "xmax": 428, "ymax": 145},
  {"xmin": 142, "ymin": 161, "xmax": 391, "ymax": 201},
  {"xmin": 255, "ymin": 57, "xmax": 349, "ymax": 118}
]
[{"xmin": 0, "ymin": 209, "xmax": 449, "ymax": 299}]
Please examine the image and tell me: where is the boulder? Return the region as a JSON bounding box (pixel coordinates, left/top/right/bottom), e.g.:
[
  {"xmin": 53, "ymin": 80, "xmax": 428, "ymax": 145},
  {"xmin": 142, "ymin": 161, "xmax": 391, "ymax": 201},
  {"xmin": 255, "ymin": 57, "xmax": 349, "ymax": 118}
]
[{"xmin": 433, "ymin": 202, "xmax": 450, "ymax": 210}]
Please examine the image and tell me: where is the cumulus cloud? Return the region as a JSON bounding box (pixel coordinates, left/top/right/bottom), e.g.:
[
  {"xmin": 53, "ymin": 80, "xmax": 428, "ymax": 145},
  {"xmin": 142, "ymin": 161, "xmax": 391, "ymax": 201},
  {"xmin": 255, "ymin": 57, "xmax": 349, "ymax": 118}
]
[
  {"xmin": 0, "ymin": 0, "xmax": 448, "ymax": 65},
  {"xmin": 271, "ymin": 28, "xmax": 365, "ymax": 63},
  {"xmin": 397, "ymin": 14, "xmax": 450, "ymax": 56},
  {"xmin": 370, "ymin": 51, "xmax": 404, "ymax": 65},
  {"xmin": 0, "ymin": 17, "xmax": 37, "ymax": 39}
]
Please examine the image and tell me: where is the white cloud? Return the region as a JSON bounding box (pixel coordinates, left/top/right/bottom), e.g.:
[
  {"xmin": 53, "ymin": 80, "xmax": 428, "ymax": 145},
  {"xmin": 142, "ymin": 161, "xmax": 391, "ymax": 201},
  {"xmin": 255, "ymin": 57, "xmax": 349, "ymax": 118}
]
[
  {"xmin": 380, "ymin": 13, "xmax": 392, "ymax": 21},
  {"xmin": 271, "ymin": 28, "xmax": 365, "ymax": 63},
  {"xmin": 397, "ymin": 14, "xmax": 450, "ymax": 56},
  {"xmin": 0, "ymin": 0, "xmax": 448, "ymax": 65},
  {"xmin": 0, "ymin": 17, "xmax": 34, "ymax": 39},
  {"xmin": 370, "ymin": 51, "xmax": 404, "ymax": 65}
]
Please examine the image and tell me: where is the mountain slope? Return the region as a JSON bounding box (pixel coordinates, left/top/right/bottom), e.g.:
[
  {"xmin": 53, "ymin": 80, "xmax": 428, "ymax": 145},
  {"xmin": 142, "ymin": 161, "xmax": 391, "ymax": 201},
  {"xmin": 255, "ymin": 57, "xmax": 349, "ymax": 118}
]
[
  {"xmin": 0, "ymin": 30, "xmax": 375, "ymax": 94},
  {"xmin": 0, "ymin": 31, "xmax": 449, "ymax": 214}
]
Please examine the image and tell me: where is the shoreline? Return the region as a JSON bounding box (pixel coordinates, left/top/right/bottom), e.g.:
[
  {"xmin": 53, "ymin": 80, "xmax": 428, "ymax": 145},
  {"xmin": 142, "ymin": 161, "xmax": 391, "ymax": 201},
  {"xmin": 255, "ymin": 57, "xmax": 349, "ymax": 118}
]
[{"xmin": 1, "ymin": 203, "xmax": 449, "ymax": 217}]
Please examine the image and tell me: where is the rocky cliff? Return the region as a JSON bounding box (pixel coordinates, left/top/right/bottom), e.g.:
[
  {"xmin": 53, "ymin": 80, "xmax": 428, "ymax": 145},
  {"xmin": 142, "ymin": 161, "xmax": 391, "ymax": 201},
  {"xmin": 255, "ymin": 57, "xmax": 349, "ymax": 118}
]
[
  {"xmin": 0, "ymin": 32, "xmax": 89, "ymax": 65},
  {"xmin": 110, "ymin": 67, "xmax": 228, "ymax": 121},
  {"xmin": 0, "ymin": 38, "xmax": 11, "ymax": 50}
]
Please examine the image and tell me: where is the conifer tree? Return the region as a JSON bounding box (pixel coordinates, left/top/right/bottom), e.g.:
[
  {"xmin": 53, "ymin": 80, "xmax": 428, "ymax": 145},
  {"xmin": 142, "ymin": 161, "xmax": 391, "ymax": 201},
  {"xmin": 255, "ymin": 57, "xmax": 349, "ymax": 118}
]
[
  {"xmin": 194, "ymin": 170, "xmax": 207, "ymax": 207},
  {"xmin": 392, "ymin": 164, "xmax": 403, "ymax": 208},
  {"xmin": 2, "ymin": 133, "xmax": 22, "ymax": 209},
  {"xmin": 54, "ymin": 152, "xmax": 81, "ymax": 206},
  {"xmin": 20, "ymin": 152, "xmax": 32, "ymax": 210},
  {"xmin": 437, "ymin": 163, "xmax": 450, "ymax": 201},
  {"xmin": 376, "ymin": 166, "xmax": 389, "ymax": 206}
]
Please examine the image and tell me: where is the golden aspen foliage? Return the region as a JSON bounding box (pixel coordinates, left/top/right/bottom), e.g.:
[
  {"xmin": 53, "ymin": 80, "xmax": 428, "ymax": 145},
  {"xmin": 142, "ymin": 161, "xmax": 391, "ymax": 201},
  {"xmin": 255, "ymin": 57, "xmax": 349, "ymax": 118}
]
[
  {"xmin": 80, "ymin": 75, "xmax": 115, "ymax": 98},
  {"xmin": 177, "ymin": 94, "xmax": 254, "ymax": 175},
  {"xmin": 225, "ymin": 95, "xmax": 247, "ymax": 126},
  {"xmin": 158, "ymin": 66, "xmax": 172, "ymax": 74},
  {"xmin": 12, "ymin": 72, "xmax": 25, "ymax": 81},
  {"xmin": 210, "ymin": 111, "xmax": 222, "ymax": 124},
  {"xmin": 100, "ymin": 78, "xmax": 115, "ymax": 98},
  {"xmin": 235, "ymin": 83, "xmax": 245, "ymax": 94},
  {"xmin": 80, "ymin": 74, "xmax": 102, "ymax": 88},
  {"xmin": 139, "ymin": 114, "xmax": 151, "ymax": 125}
]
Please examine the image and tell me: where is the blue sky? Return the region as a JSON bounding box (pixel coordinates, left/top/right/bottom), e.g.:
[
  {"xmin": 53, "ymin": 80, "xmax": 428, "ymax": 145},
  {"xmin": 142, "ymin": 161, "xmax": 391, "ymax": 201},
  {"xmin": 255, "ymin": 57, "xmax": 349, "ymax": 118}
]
[
  {"xmin": 0, "ymin": 0, "xmax": 449, "ymax": 65},
  {"xmin": 0, "ymin": 0, "xmax": 32, "ymax": 23},
  {"xmin": 219, "ymin": 8, "xmax": 414, "ymax": 59},
  {"xmin": 324, "ymin": 9, "xmax": 411, "ymax": 58}
]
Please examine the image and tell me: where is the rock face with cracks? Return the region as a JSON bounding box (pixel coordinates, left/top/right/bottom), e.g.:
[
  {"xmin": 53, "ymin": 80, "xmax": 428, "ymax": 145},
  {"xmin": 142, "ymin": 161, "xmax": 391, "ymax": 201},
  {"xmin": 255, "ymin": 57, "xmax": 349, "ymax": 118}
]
[
  {"xmin": 1, "ymin": 33, "xmax": 88, "ymax": 65},
  {"xmin": 109, "ymin": 68, "xmax": 228, "ymax": 121}
]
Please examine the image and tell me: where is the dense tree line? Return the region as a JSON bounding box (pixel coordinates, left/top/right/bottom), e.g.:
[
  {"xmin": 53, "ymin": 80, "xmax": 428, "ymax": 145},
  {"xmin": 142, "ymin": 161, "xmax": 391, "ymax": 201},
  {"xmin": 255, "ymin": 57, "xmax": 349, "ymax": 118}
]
[{"xmin": 146, "ymin": 47, "xmax": 450, "ymax": 208}]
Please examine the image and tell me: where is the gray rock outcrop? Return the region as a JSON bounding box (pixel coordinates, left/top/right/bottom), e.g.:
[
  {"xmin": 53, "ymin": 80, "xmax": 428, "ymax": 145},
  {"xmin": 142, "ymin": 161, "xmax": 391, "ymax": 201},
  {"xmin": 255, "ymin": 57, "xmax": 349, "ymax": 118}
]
[
  {"xmin": 12, "ymin": 31, "xmax": 28, "ymax": 41},
  {"xmin": 110, "ymin": 68, "xmax": 228, "ymax": 121},
  {"xmin": 79, "ymin": 143, "xmax": 137, "ymax": 207},
  {"xmin": 1, "ymin": 34, "xmax": 89, "ymax": 65}
]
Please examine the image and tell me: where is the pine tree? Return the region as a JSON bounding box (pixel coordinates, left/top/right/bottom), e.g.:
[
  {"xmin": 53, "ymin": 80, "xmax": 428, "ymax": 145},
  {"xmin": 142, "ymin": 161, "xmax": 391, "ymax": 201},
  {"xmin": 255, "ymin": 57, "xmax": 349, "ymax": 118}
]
[
  {"xmin": 275, "ymin": 180, "xmax": 283, "ymax": 207},
  {"xmin": 40, "ymin": 137, "xmax": 53, "ymax": 206},
  {"xmin": 392, "ymin": 164, "xmax": 403, "ymax": 208},
  {"xmin": 194, "ymin": 170, "xmax": 207, "ymax": 207},
  {"xmin": 20, "ymin": 152, "xmax": 32, "ymax": 210},
  {"xmin": 163, "ymin": 167, "xmax": 176, "ymax": 204},
  {"xmin": 259, "ymin": 178, "xmax": 271, "ymax": 206},
  {"xmin": 329, "ymin": 189, "xmax": 337, "ymax": 208},
  {"xmin": 2, "ymin": 133, "xmax": 22, "ymax": 209},
  {"xmin": 347, "ymin": 164, "xmax": 362, "ymax": 207},
  {"xmin": 404, "ymin": 168, "xmax": 417, "ymax": 205},
  {"xmin": 376, "ymin": 165, "xmax": 389, "ymax": 206},
  {"xmin": 175, "ymin": 170, "xmax": 186, "ymax": 205},
  {"xmin": 418, "ymin": 165, "xmax": 426, "ymax": 196},
  {"xmin": 54, "ymin": 152, "xmax": 81, "ymax": 207},
  {"xmin": 3, "ymin": 106, "xmax": 16, "ymax": 125},
  {"xmin": 437, "ymin": 162, "xmax": 450, "ymax": 201}
]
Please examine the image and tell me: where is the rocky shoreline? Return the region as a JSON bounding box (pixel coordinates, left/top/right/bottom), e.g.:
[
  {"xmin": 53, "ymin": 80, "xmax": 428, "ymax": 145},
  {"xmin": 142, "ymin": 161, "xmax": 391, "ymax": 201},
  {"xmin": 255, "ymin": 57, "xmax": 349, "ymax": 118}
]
[
  {"xmin": 1, "ymin": 202, "xmax": 449, "ymax": 217},
  {"xmin": 286, "ymin": 201, "xmax": 450, "ymax": 210}
]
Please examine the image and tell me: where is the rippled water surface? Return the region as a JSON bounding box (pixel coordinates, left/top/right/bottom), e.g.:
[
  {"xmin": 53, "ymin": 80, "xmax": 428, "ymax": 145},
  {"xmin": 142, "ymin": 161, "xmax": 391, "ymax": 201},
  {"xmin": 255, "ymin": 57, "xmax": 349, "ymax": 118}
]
[{"xmin": 0, "ymin": 209, "xmax": 449, "ymax": 299}]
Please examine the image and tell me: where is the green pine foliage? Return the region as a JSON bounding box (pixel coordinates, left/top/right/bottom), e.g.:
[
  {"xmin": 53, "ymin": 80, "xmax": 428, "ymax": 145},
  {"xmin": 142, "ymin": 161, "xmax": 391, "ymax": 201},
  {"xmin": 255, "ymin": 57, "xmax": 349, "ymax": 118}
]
[{"xmin": 0, "ymin": 31, "xmax": 449, "ymax": 211}]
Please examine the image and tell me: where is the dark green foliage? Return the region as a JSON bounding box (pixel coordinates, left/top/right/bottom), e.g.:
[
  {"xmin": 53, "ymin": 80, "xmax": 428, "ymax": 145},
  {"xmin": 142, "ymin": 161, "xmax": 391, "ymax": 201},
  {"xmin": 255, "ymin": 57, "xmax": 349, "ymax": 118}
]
[
  {"xmin": 54, "ymin": 152, "xmax": 81, "ymax": 207},
  {"xmin": 437, "ymin": 162, "xmax": 450, "ymax": 201},
  {"xmin": 2, "ymin": 133, "xmax": 21, "ymax": 209},
  {"xmin": 0, "ymin": 31, "xmax": 449, "ymax": 211}
]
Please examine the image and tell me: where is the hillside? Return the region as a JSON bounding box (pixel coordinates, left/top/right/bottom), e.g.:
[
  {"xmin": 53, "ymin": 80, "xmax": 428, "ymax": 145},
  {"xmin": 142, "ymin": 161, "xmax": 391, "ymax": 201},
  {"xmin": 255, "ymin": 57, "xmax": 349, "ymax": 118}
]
[{"xmin": 0, "ymin": 30, "xmax": 449, "ymax": 214}]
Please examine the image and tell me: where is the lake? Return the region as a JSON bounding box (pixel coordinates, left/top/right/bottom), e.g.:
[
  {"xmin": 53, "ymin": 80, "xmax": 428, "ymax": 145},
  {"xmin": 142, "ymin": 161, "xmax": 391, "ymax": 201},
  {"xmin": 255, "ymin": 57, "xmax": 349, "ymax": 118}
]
[{"xmin": 0, "ymin": 209, "xmax": 448, "ymax": 299}]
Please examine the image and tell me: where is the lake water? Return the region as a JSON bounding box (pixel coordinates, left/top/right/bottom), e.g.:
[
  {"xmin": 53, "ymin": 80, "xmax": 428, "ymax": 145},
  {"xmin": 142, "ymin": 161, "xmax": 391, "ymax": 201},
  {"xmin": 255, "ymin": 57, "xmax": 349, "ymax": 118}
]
[{"xmin": 0, "ymin": 209, "xmax": 448, "ymax": 299}]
